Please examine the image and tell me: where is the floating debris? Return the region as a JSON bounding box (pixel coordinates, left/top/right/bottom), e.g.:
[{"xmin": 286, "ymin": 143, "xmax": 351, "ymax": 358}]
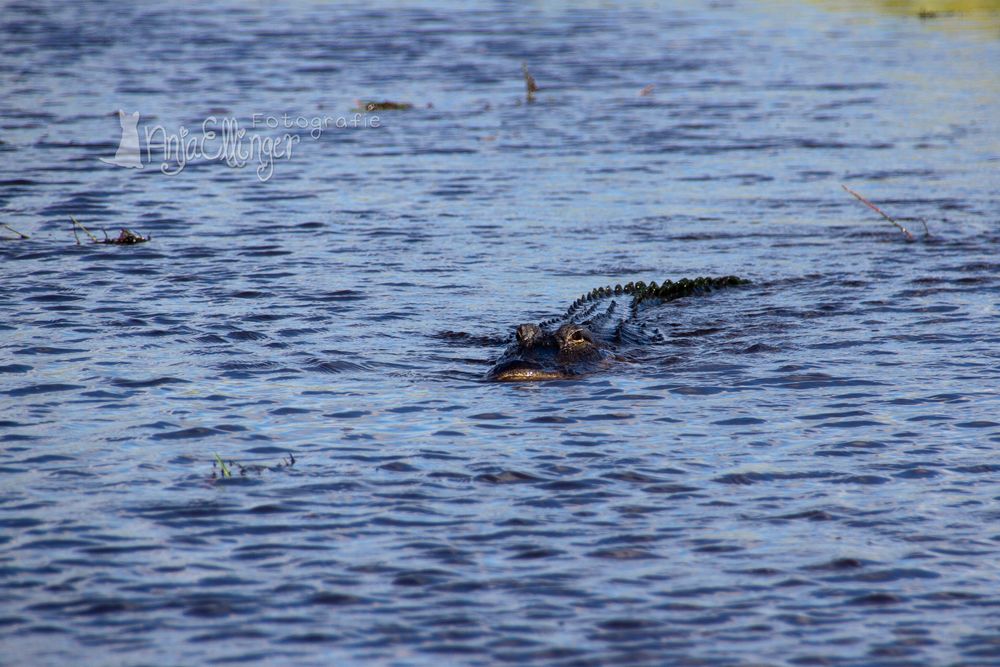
[
  {"xmin": 841, "ymin": 185, "xmax": 927, "ymax": 240},
  {"xmin": 522, "ymin": 63, "xmax": 538, "ymax": 102},
  {"xmin": 72, "ymin": 216, "xmax": 150, "ymax": 245},
  {"xmin": 211, "ymin": 452, "xmax": 296, "ymax": 480},
  {"xmin": 1, "ymin": 223, "xmax": 29, "ymax": 239},
  {"xmin": 104, "ymin": 228, "xmax": 149, "ymax": 244},
  {"xmin": 639, "ymin": 84, "xmax": 655, "ymax": 97}
]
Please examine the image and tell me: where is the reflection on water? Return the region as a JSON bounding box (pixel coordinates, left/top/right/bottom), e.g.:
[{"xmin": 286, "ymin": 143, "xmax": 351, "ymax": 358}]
[{"xmin": 1, "ymin": 0, "xmax": 999, "ymax": 665}]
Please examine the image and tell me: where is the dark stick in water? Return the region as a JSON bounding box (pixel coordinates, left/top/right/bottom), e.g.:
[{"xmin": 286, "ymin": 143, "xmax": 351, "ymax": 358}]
[
  {"xmin": 1, "ymin": 223, "xmax": 29, "ymax": 239},
  {"xmin": 841, "ymin": 184, "xmax": 914, "ymax": 240}
]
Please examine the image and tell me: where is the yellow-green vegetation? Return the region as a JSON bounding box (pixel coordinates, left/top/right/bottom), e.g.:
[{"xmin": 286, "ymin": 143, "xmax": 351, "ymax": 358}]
[
  {"xmin": 873, "ymin": 0, "xmax": 1000, "ymax": 13},
  {"xmin": 818, "ymin": 0, "xmax": 1000, "ymax": 15},
  {"xmin": 806, "ymin": 0, "xmax": 1000, "ymax": 34},
  {"xmin": 1, "ymin": 223, "xmax": 29, "ymax": 239},
  {"xmin": 214, "ymin": 453, "xmax": 232, "ymax": 478}
]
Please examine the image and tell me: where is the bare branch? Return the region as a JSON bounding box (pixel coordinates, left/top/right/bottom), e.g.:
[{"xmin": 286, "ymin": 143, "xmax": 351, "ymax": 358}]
[
  {"xmin": 71, "ymin": 216, "xmax": 99, "ymax": 243},
  {"xmin": 841, "ymin": 185, "xmax": 914, "ymax": 240},
  {"xmin": 1, "ymin": 223, "xmax": 29, "ymax": 239}
]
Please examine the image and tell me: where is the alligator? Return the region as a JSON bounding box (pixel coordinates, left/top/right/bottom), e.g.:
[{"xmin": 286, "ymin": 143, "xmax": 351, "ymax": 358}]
[
  {"xmin": 487, "ymin": 275, "xmax": 750, "ymax": 381},
  {"xmin": 355, "ymin": 100, "xmax": 414, "ymax": 112}
]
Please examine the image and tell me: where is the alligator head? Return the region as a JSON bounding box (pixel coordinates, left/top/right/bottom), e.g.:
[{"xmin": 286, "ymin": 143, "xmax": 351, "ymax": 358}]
[
  {"xmin": 487, "ymin": 321, "xmax": 611, "ymax": 381},
  {"xmin": 486, "ymin": 276, "xmax": 750, "ymax": 382}
]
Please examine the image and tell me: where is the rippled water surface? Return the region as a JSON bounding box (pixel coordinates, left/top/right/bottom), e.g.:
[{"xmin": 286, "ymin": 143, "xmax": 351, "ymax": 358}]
[{"xmin": 2, "ymin": 1, "xmax": 999, "ymax": 664}]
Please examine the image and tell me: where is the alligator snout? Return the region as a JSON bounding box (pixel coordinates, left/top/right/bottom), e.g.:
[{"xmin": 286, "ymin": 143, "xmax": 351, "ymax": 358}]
[{"xmin": 486, "ymin": 359, "xmax": 575, "ymax": 382}]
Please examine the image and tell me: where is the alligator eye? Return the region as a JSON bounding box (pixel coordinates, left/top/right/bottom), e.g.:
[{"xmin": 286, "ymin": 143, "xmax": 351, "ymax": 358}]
[
  {"xmin": 570, "ymin": 330, "xmax": 585, "ymax": 342},
  {"xmin": 516, "ymin": 323, "xmax": 542, "ymax": 346}
]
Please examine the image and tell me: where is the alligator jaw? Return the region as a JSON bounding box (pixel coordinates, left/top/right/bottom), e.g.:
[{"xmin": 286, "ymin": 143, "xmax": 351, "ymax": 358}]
[{"xmin": 486, "ymin": 360, "xmax": 574, "ymax": 382}]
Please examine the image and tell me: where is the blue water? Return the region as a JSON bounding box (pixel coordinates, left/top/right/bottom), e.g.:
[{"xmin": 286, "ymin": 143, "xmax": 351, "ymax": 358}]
[{"xmin": 2, "ymin": 1, "xmax": 999, "ymax": 664}]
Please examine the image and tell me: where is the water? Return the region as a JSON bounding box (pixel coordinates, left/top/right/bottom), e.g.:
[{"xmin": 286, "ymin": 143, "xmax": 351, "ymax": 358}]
[{"xmin": 2, "ymin": 1, "xmax": 999, "ymax": 664}]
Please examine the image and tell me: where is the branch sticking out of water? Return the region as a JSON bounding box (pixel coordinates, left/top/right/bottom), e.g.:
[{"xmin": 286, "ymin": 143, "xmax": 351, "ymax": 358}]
[
  {"xmin": 71, "ymin": 215, "xmax": 99, "ymax": 244},
  {"xmin": 214, "ymin": 453, "xmax": 232, "ymax": 478},
  {"xmin": 841, "ymin": 184, "xmax": 914, "ymax": 241},
  {"xmin": 1, "ymin": 223, "xmax": 29, "ymax": 239},
  {"xmin": 522, "ymin": 63, "xmax": 537, "ymax": 102}
]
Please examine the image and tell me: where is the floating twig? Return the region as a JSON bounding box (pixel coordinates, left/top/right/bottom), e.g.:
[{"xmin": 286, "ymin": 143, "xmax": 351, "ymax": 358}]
[
  {"xmin": 522, "ymin": 63, "xmax": 538, "ymax": 102},
  {"xmin": 639, "ymin": 84, "xmax": 655, "ymax": 97},
  {"xmin": 1, "ymin": 223, "xmax": 29, "ymax": 239},
  {"xmin": 841, "ymin": 184, "xmax": 914, "ymax": 240}
]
